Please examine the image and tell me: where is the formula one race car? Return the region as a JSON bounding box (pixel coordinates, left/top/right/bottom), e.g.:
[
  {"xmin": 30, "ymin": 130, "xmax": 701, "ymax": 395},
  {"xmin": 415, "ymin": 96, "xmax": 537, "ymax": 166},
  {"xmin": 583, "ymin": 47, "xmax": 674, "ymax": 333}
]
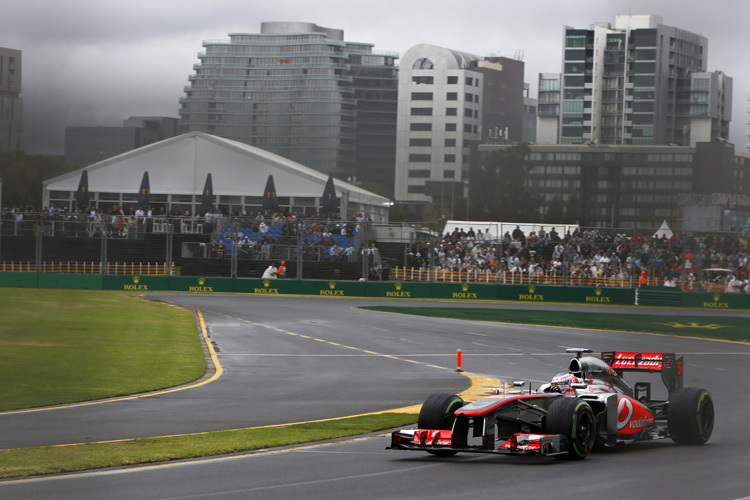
[{"xmin": 388, "ymin": 349, "xmax": 714, "ymax": 460}]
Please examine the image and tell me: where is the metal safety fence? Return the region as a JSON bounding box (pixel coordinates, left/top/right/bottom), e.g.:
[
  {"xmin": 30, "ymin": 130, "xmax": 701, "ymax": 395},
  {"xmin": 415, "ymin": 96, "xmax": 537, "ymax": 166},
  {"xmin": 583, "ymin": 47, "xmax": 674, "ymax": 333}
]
[{"xmin": 1, "ymin": 212, "xmax": 748, "ymax": 292}]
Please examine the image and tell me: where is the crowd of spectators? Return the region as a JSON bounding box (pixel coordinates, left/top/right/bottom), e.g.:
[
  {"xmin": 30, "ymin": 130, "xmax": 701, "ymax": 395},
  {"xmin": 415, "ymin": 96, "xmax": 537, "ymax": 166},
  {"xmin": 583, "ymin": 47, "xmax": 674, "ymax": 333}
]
[
  {"xmin": 3, "ymin": 204, "xmax": 167, "ymax": 238},
  {"xmin": 407, "ymin": 225, "xmax": 750, "ymax": 291},
  {"xmin": 4, "ymin": 204, "xmax": 749, "ymax": 290},
  {"xmin": 210, "ymin": 210, "xmax": 367, "ymax": 261}
]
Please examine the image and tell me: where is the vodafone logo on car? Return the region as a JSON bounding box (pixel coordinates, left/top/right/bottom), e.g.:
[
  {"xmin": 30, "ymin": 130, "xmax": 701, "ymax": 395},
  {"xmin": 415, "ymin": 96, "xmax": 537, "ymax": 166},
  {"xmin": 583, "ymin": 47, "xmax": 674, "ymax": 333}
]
[{"xmin": 616, "ymin": 396, "xmax": 655, "ymax": 434}]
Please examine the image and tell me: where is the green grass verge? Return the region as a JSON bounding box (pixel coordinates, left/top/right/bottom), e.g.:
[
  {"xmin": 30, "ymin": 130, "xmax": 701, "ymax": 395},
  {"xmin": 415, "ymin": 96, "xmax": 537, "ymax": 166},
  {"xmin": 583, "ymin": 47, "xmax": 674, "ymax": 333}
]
[
  {"xmin": 361, "ymin": 306, "xmax": 750, "ymax": 343},
  {"xmin": 0, "ymin": 289, "xmax": 205, "ymax": 411},
  {"xmin": 0, "ymin": 413, "xmax": 416, "ymax": 479}
]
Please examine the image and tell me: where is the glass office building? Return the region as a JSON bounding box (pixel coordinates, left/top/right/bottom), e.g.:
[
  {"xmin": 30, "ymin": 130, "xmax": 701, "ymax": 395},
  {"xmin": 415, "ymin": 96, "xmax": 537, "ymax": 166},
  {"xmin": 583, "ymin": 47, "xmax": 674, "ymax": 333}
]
[
  {"xmin": 538, "ymin": 15, "xmax": 731, "ymax": 146},
  {"xmin": 476, "ymin": 141, "xmax": 750, "ymax": 230},
  {"xmin": 0, "ymin": 46, "xmax": 23, "ymax": 152},
  {"xmin": 178, "ymin": 23, "xmax": 398, "ymax": 183}
]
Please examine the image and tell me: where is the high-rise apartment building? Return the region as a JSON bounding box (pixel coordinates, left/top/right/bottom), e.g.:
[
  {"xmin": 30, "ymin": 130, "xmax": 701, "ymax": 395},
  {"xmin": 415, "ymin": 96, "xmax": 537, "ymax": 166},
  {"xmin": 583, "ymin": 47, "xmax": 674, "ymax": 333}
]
[
  {"xmin": 538, "ymin": 15, "xmax": 732, "ymax": 146},
  {"xmin": 0, "ymin": 47, "xmax": 23, "ymax": 152},
  {"xmin": 178, "ymin": 22, "xmax": 398, "ymax": 184},
  {"xmin": 394, "ymin": 44, "xmax": 526, "ymax": 212}
]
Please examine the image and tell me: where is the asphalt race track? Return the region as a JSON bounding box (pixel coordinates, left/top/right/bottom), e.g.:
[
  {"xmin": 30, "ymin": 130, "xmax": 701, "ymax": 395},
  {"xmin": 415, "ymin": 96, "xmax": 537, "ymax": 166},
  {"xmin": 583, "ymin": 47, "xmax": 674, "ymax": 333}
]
[{"xmin": 2, "ymin": 295, "xmax": 750, "ymax": 499}]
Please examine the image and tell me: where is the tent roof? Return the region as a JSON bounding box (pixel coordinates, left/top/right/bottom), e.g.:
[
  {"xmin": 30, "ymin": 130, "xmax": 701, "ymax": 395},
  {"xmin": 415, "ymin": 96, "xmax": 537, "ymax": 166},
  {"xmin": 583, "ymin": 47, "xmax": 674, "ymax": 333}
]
[
  {"xmin": 43, "ymin": 132, "xmax": 390, "ymax": 207},
  {"xmin": 653, "ymin": 220, "xmax": 674, "ymax": 239}
]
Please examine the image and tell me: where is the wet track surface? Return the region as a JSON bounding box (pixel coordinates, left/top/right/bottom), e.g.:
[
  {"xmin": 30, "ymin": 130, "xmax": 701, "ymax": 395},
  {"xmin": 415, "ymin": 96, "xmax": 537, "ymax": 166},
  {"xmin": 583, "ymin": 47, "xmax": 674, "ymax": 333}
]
[{"xmin": 2, "ymin": 295, "xmax": 750, "ymax": 499}]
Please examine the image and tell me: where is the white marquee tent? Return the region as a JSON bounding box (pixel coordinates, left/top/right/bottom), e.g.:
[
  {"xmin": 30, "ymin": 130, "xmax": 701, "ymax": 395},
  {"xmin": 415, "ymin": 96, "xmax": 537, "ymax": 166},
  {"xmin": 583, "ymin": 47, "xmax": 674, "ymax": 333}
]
[{"xmin": 43, "ymin": 132, "xmax": 391, "ymax": 220}]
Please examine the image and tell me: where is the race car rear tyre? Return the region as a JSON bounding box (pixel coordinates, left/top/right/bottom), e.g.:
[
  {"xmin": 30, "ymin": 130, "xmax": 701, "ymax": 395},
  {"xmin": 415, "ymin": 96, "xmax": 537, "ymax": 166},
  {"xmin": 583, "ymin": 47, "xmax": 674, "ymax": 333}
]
[
  {"xmin": 418, "ymin": 393, "xmax": 464, "ymax": 457},
  {"xmin": 544, "ymin": 397, "xmax": 596, "ymax": 460},
  {"xmin": 668, "ymin": 387, "xmax": 714, "ymax": 445}
]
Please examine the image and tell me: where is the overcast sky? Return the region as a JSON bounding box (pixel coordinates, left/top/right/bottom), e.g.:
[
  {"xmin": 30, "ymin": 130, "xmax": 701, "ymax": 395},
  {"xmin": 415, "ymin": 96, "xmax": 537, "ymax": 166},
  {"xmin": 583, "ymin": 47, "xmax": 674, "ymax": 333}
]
[{"xmin": 5, "ymin": 0, "xmax": 749, "ymax": 154}]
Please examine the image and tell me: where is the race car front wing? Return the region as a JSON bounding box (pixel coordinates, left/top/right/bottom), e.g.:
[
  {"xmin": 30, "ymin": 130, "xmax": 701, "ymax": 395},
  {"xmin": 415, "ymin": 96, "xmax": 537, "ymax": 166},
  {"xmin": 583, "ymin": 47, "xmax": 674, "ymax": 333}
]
[{"xmin": 388, "ymin": 429, "xmax": 569, "ymax": 457}]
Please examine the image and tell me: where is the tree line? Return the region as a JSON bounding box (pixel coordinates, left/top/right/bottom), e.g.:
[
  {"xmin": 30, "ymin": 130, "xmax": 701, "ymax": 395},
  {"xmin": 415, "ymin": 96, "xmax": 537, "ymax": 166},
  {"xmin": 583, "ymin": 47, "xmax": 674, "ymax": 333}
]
[{"xmin": 0, "ymin": 152, "xmax": 73, "ymax": 209}]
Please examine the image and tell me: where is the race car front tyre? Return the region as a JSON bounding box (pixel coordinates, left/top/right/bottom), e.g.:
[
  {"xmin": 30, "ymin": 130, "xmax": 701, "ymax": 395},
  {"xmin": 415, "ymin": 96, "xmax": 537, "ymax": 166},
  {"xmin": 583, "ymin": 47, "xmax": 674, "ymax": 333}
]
[
  {"xmin": 418, "ymin": 393, "xmax": 464, "ymax": 456},
  {"xmin": 668, "ymin": 387, "xmax": 714, "ymax": 445},
  {"xmin": 544, "ymin": 397, "xmax": 596, "ymax": 460}
]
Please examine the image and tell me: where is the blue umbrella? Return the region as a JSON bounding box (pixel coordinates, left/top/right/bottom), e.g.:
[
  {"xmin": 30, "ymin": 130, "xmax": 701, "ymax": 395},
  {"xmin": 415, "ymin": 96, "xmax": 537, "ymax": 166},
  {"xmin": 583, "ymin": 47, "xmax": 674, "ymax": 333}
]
[
  {"xmin": 75, "ymin": 170, "xmax": 89, "ymax": 211},
  {"xmin": 137, "ymin": 171, "xmax": 150, "ymax": 208},
  {"xmin": 321, "ymin": 175, "xmax": 338, "ymax": 216},
  {"xmin": 201, "ymin": 173, "xmax": 214, "ymax": 212},
  {"xmin": 262, "ymin": 174, "xmax": 279, "ymax": 212}
]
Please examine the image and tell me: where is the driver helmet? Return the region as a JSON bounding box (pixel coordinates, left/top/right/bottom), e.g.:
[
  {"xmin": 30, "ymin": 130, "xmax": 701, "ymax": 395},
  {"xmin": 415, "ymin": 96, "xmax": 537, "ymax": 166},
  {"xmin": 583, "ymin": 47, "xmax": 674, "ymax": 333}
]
[{"xmin": 550, "ymin": 372, "xmax": 580, "ymax": 391}]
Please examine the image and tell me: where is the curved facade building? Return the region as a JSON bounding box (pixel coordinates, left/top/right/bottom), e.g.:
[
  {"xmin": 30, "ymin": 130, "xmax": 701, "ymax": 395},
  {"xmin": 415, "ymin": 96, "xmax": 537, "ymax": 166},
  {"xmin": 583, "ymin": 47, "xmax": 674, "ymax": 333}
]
[
  {"xmin": 395, "ymin": 44, "xmax": 483, "ymax": 208},
  {"xmin": 178, "ymin": 23, "xmax": 398, "ymax": 184},
  {"xmin": 394, "ymin": 44, "xmax": 526, "ymax": 213}
]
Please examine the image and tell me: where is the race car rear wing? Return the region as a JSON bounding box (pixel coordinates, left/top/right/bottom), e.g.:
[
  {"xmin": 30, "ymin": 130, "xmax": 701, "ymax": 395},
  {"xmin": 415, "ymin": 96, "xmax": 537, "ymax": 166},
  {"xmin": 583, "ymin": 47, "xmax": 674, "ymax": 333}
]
[{"xmin": 601, "ymin": 351, "xmax": 683, "ymax": 394}]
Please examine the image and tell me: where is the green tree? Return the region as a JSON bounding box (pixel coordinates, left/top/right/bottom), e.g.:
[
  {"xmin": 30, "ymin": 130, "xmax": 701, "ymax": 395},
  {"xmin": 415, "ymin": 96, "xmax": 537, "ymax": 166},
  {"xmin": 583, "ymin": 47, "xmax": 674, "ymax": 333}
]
[
  {"xmin": 545, "ymin": 194, "xmax": 567, "ymax": 223},
  {"xmin": 468, "ymin": 143, "xmax": 541, "ymax": 221},
  {"xmin": 565, "ymin": 192, "xmax": 582, "ymax": 224},
  {"xmin": 0, "ymin": 152, "xmax": 70, "ymax": 209}
]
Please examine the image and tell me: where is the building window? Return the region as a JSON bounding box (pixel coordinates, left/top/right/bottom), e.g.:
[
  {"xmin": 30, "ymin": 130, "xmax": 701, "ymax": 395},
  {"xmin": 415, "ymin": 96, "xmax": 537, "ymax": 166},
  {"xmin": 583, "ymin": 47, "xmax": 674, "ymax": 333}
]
[
  {"xmin": 410, "ymin": 138, "xmax": 432, "ymax": 147},
  {"xmin": 446, "ymin": 108, "xmax": 457, "ymax": 116},
  {"xmin": 447, "ymin": 92, "xmax": 458, "ymax": 100},
  {"xmin": 445, "ymin": 138, "xmax": 456, "ymax": 147},
  {"xmin": 412, "ymin": 58, "xmax": 434, "ymax": 70},
  {"xmin": 445, "ymin": 123, "xmax": 457, "ymax": 131},
  {"xmin": 565, "ymin": 35, "xmax": 586, "ymax": 48},
  {"xmin": 412, "ymin": 76, "xmax": 434, "ymax": 85},
  {"xmin": 408, "ymin": 169, "xmax": 431, "ymax": 178},
  {"xmin": 465, "ymin": 77, "xmax": 473, "ymax": 86},
  {"xmin": 411, "ymin": 108, "xmax": 433, "ymax": 116},
  {"xmin": 444, "ymin": 154, "xmax": 456, "ymax": 162},
  {"xmin": 409, "ymin": 154, "xmax": 431, "ymax": 162},
  {"xmin": 411, "ymin": 92, "xmax": 433, "ymax": 100},
  {"xmin": 633, "ymin": 75, "xmax": 656, "ymax": 86},
  {"xmin": 564, "ymin": 63, "xmax": 585, "ymax": 74},
  {"xmin": 564, "ymin": 75, "xmax": 585, "ymax": 87},
  {"xmin": 410, "ymin": 122, "xmax": 432, "ymax": 131},
  {"xmin": 447, "ymin": 76, "xmax": 458, "ymax": 84},
  {"xmin": 563, "ymin": 101, "xmax": 584, "ymax": 112},
  {"xmin": 408, "ymin": 185, "xmax": 426, "ymax": 193}
]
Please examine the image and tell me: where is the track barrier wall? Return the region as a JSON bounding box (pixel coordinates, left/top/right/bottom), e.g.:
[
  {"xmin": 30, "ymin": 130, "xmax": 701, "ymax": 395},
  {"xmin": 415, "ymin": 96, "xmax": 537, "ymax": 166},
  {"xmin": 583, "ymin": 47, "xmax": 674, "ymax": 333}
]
[{"xmin": 2, "ymin": 272, "xmax": 750, "ymax": 309}]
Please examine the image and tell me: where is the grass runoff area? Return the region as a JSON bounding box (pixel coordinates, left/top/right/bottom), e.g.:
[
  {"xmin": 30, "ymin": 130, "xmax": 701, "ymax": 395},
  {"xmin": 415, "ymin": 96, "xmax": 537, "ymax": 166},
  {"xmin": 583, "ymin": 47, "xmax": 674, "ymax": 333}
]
[
  {"xmin": 361, "ymin": 306, "xmax": 750, "ymax": 343},
  {"xmin": 0, "ymin": 289, "xmax": 416, "ymax": 479},
  {"xmin": 1, "ymin": 290, "xmax": 744, "ymax": 479}
]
